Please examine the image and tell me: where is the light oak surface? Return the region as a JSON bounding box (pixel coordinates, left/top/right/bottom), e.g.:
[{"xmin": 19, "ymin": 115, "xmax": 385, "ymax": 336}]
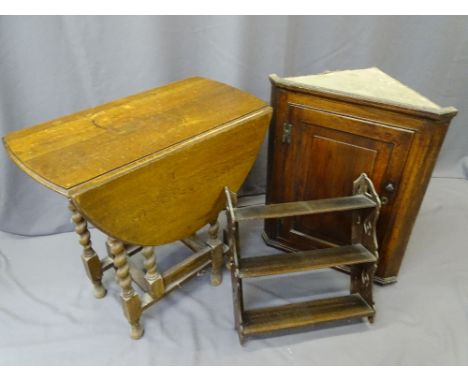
[
  {"xmin": 3, "ymin": 77, "xmax": 272, "ymax": 245},
  {"xmin": 4, "ymin": 77, "xmax": 267, "ymax": 192}
]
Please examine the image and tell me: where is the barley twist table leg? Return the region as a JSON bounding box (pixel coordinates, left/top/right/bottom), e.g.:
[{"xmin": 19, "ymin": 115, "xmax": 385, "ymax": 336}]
[
  {"xmin": 68, "ymin": 200, "xmax": 106, "ymax": 298},
  {"xmin": 108, "ymin": 237, "xmax": 144, "ymax": 340},
  {"xmin": 142, "ymin": 246, "xmax": 165, "ymax": 299},
  {"xmin": 208, "ymin": 219, "xmax": 223, "ymax": 286}
]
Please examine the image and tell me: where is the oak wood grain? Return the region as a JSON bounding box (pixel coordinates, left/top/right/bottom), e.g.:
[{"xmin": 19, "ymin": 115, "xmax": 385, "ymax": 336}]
[
  {"xmin": 238, "ymin": 244, "xmax": 374, "ymax": 278},
  {"xmin": 3, "ymin": 77, "xmax": 267, "ymax": 192},
  {"xmin": 242, "ymin": 294, "xmax": 374, "ymax": 336},
  {"xmin": 73, "ymin": 108, "xmax": 271, "ymax": 245},
  {"xmin": 264, "ymin": 72, "xmax": 457, "ymax": 284},
  {"xmin": 3, "ymin": 77, "xmax": 272, "ymax": 246},
  {"xmin": 234, "ymin": 194, "xmax": 376, "ymax": 221}
]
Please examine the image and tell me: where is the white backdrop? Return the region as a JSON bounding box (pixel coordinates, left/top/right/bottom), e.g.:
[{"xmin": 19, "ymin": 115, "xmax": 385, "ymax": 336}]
[{"xmin": 1, "ymin": 16, "xmax": 467, "ymax": 235}]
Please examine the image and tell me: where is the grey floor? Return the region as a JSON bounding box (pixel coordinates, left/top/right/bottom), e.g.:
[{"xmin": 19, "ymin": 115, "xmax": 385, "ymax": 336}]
[{"xmin": 0, "ymin": 178, "xmax": 467, "ymax": 365}]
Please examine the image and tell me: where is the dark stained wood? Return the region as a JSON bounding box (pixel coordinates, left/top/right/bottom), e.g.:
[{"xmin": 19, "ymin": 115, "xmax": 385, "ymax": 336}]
[
  {"xmin": 264, "ymin": 70, "xmax": 458, "ymax": 284},
  {"xmin": 225, "ymin": 174, "xmax": 380, "ymax": 343},
  {"xmin": 238, "ymin": 244, "xmax": 374, "ymax": 278},
  {"xmin": 234, "ymin": 194, "xmax": 376, "ymax": 221},
  {"xmin": 242, "ymin": 294, "xmax": 374, "ymax": 336}
]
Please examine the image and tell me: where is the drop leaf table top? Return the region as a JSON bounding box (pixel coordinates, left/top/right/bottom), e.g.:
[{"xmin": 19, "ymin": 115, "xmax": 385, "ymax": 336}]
[{"xmin": 3, "ymin": 77, "xmax": 272, "ymax": 245}]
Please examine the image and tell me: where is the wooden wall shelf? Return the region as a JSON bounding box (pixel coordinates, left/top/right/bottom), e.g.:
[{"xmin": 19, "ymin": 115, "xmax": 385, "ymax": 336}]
[{"xmin": 225, "ymin": 173, "xmax": 381, "ymax": 344}]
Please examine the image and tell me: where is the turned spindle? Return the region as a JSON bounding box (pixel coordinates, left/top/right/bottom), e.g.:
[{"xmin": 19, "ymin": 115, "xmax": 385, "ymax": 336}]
[
  {"xmin": 108, "ymin": 237, "xmax": 144, "ymax": 340},
  {"xmin": 68, "ymin": 200, "xmax": 106, "ymax": 299},
  {"xmin": 142, "ymin": 246, "xmax": 165, "ymax": 299}
]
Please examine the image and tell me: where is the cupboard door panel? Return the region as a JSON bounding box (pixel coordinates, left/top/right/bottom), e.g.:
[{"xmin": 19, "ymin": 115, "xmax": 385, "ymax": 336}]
[{"xmin": 277, "ymin": 104, "xmax": 414, "ymax": 249}]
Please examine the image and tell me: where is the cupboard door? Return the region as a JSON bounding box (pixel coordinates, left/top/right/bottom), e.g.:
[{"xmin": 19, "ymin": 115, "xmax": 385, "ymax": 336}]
[{"xmin": 274, "ymin": 104, "xmax": 414, "ymax": 249}]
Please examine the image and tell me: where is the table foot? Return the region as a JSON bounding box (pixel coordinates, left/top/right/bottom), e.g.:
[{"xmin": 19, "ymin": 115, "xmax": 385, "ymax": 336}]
[
  {"xmin": 130, "ymin": 323, "xmax": 144, "ymax": 340},
  {"xmin": 108, "ymin": 237, "xmax": 144, "ymax": 340},
  {"xmin": 93, "ymin": 282, "xmax": 107, "ymax": 299}
]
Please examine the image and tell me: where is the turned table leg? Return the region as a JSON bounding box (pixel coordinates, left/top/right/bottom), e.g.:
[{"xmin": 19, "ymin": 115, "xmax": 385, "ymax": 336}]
[
  {"xmin": 142, "ymin": 246, "xmax": 165, "ymax": 299},
  {"xmin": 108, "ymin": 237, "xmax": 144, "ymax": 340},
  {"xmin": 208, "ymin": 219, "xmax": 223, "ymax": 286},
  {"xmin": 68, "ymin": 200, "xmax": 106, "ymax": 299}
]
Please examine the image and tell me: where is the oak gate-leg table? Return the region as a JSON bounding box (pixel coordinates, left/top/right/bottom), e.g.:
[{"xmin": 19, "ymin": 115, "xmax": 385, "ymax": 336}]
[{"xmin": 3, "ymin": 77, "xmax": 272, "ymax": 339}]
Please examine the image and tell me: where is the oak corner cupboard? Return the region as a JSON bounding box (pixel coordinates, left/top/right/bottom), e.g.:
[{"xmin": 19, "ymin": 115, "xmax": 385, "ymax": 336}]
[{"xmin": 264, "ymin": 67, "xmax": 458, "ymax": 284}]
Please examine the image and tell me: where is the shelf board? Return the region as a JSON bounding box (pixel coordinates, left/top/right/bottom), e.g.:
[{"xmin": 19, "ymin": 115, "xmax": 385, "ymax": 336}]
[
  {"xmin": 233, "ymin": 194, "xmax": 376, "ymax": 221},
  {"xmin": 242, "ymin": 294, "xmax": 374, "ymax": 336},
  {"xmin": 238, "ymin": 244, "xmax": 374, "ymax": 278}
]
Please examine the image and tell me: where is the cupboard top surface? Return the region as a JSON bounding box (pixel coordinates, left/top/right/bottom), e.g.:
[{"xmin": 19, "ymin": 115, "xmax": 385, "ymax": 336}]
[
  {"xmin": 3, "ymin": 76, "xmax": 267, "ymax": 194},
  {"xmin": 270, "ymin": 68, "xmax": 457, "ymax": 119}
]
